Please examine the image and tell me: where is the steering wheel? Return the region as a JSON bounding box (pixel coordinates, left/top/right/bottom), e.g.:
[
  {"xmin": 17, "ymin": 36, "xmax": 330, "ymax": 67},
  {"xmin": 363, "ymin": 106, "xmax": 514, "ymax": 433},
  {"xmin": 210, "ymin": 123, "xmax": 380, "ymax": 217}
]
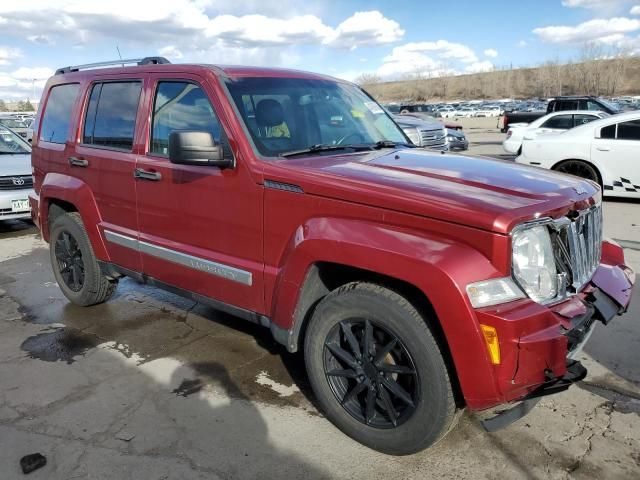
[{"xmin": 336, "ymin": 132, "xmax": 366, "ymax": 145}]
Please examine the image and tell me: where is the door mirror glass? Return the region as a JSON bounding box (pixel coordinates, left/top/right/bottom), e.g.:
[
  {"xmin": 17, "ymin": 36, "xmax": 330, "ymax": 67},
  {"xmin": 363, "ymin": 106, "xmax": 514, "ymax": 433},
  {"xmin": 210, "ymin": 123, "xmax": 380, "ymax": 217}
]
[{"xmin": 168, "ymin": 131, "xmax": 232, "ymax": 168}]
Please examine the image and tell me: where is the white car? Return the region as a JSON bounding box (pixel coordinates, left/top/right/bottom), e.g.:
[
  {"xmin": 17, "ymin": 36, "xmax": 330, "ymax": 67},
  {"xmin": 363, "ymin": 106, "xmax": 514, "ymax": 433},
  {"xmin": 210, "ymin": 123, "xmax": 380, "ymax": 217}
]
[
  {"xmin": 453, "ymin": 107, "xmax": 477, "ymax": 118},
  {"xmin": 503, "ymin": 110, "xmax": 609, "ymax": 155},
  {"xmin": 474, "ymin": 105, "xmax": 502, "ymax": 117},
  {"xmin": 516, "ymin": 111, "xmax": 640, "ymax": 198},
  {"xmin": 0, "ymin": 127, "xmax": 33, "ymax": 220},
  {"xmin": 436, "ymin": 106, "xmax": 455, "ymax": 116}
]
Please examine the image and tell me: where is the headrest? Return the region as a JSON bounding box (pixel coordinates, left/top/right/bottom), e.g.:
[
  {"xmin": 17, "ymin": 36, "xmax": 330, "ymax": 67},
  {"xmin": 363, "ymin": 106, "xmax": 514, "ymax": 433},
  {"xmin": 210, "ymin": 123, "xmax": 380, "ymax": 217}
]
[{"xmin": 256, "ymin": 99, "xmax": 284, "ymax": 127}]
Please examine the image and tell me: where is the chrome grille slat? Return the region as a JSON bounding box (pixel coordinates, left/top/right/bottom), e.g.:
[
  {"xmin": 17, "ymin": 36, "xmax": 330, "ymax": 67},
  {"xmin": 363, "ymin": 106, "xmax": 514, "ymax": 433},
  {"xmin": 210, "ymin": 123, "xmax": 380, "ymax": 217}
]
[
  {"xmin": 419, "ymin": 128, "xmax": 446, "ymax": 147},
  {"xmin": 552, "ymin": 204, "xmax": 602, "ymax": 294}
]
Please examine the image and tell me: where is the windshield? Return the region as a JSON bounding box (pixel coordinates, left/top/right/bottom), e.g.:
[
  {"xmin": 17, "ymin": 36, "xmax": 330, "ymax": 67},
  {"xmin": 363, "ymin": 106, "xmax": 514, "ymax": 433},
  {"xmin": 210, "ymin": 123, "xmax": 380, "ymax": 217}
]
[
  {"xmin": 0, "ymin": 127, "xmax": 31, "ymax": 154},
  {"xmin": 0, "ymin": 118, "xmax": 26, "ymax": 128},
  {"xmin": 224, "ymin": 77, "xmax": 407, "ymax": 158},
  {"xmin": 597, "ymin": 98, "xmax": 621, "ymax": 113}
]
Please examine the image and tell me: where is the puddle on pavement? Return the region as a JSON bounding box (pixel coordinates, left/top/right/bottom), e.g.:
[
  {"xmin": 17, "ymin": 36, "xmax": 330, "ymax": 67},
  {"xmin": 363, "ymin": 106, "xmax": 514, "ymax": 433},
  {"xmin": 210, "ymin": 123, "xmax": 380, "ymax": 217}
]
[
  {"xmin": 20, "ymin": 328, "xmax": 100, "ymax": 364},
  {"xmin": 5, "ymin": 247, "xmax": 316, "ymax": 412}
]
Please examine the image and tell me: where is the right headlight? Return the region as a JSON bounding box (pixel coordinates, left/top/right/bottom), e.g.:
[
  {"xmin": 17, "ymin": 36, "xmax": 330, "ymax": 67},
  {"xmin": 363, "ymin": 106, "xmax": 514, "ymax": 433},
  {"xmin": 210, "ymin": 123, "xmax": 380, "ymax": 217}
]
[
  {"xmin": 511, "ymin": 225, "xmax": 558, "ymax": 303},
  {"xmin": 403, "ymin": 127, "xmax": 421, "ymax": 146}
]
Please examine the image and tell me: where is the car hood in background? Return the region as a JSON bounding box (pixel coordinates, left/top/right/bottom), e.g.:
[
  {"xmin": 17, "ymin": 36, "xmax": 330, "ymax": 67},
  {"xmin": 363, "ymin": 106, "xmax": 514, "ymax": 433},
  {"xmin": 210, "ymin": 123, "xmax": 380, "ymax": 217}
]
[
  {"xmin": 393, "ymin": 115, "xmax": 442, "ymax": 130},
  {"xmin": 269, "ymin": 149, "xmax": 599, "ymax": 234},
  {"xmin": 0, "ymin": 153, "xmax": 33, "ymax": 176}
]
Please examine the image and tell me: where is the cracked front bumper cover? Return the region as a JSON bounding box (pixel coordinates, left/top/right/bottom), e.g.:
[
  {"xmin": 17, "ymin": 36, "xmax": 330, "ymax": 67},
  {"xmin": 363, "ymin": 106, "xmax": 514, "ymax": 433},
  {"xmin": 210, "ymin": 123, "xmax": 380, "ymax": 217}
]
[{"xmin": 482, "ymin": 359, "xmax": 588, "ymax": 432}]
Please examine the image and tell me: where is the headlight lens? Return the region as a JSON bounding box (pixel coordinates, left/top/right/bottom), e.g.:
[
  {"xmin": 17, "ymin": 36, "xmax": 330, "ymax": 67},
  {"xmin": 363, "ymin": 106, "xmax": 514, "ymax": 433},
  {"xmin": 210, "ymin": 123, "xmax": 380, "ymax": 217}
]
[
  {"xmin": 512, "ymin": 225, "xmax": 558, "ymax": 303},
  {"xmin": 404, "ymin": 128, "xmax": 421, "ymax": 145}
]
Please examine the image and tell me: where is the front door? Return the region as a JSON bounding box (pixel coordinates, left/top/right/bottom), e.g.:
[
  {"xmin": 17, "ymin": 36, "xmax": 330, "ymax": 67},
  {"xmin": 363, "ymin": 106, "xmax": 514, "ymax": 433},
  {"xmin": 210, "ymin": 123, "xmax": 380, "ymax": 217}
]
[{"xmin": 134, "ymin": 75, "xmax": 264, "ymax": 313}]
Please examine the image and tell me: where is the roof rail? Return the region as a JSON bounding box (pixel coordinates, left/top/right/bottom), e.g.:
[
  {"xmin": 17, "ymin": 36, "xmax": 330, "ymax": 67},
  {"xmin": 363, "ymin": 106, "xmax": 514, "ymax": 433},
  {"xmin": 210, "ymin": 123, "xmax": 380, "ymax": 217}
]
[{"xmin": 55, "ymin": 56, "xmax": 171, "ymax": 75}]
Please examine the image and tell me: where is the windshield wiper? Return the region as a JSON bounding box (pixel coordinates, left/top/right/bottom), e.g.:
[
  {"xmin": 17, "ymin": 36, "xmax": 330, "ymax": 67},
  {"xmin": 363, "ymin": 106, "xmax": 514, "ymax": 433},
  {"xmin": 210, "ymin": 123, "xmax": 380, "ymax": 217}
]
[
  {"xmin": 280, "ymin": 140, "xmax": 414, "ymax": 158},
  {"xmin": 371, "ymin": 140, "xmax": 415, "ymax": 149},
  {"xmin": 280, "ymin": 144, "xmax": 361, "ymax": 158}
]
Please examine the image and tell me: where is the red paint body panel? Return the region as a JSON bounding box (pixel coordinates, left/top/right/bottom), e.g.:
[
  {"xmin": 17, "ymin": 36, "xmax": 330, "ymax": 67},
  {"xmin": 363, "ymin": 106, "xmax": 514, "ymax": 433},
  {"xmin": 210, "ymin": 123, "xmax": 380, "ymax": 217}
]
[{"xmin": 30, "ymin": 63, "xmax": 636, "ymax": 412}]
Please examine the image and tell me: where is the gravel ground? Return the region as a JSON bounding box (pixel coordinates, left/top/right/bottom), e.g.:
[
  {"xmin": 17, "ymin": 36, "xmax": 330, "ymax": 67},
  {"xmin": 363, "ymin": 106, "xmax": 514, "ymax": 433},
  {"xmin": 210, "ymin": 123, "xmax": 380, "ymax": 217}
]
[{"xmin": 0, "ymin": 132, "xmax": 638, "ymax": 479}]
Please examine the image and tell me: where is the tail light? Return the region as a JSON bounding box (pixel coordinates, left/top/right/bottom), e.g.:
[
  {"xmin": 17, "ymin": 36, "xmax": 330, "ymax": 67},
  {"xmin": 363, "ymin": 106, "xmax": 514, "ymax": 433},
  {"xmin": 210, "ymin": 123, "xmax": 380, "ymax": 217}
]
[{"xmin": 506, "ymin": 130, "xmax": 512, "ymax": 139}]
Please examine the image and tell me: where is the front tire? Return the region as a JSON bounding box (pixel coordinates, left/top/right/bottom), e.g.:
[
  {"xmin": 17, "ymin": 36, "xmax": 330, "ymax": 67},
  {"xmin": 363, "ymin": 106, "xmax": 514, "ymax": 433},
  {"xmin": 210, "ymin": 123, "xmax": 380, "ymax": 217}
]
[
  {"xmin": 304, "ymin": 282, "xmax": 457, "ymax": 455},
  {"xmin": 553, "ymin": 160, "xmax": 601, "ymax": 187},
  {"xmin": 49, "ymin": 212, "xmax": 117, "ymax": 306}
]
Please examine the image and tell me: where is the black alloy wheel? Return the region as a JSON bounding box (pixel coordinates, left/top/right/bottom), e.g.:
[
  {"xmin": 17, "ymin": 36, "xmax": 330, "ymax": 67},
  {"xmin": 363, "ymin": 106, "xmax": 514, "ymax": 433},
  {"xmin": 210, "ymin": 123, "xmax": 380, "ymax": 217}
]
[
  {"xmin": 324, "ymin": 318, "xmax": 419, "ymax": 429},
  {"xmin": 54, "ymin": 230, "xmax": 85, "ymax": 292},
  {"xmin": 555, "ymin": 160, "xmax": 600, "ymax": 184}
]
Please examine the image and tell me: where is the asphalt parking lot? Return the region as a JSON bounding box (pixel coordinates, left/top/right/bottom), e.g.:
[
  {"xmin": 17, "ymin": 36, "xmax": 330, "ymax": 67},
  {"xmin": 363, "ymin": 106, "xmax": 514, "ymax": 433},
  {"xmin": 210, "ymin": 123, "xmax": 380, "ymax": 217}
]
[{"xmin": 0, "ymin": 131, "xmax": 638, "ymax": 479}]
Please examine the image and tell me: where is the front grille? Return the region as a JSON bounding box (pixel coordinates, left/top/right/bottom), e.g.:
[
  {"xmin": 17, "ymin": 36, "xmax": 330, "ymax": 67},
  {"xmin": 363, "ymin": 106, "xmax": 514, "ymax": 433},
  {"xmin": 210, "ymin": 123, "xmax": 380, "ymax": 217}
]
[
  {"xmin": 420, "ymin": 128, "xmax": 446, "ymax": 148},
  {"xmin": 0, "ymin": 175, "xmax": 33, "ymax": 190},
  {"xmin": 551, "ymin": 204, "xmax": 603, "ymax": 293}
]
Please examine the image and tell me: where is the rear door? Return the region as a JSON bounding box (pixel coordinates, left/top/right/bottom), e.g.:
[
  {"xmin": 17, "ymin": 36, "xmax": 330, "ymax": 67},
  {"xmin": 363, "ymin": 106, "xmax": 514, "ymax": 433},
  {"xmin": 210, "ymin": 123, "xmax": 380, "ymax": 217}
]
[
  {"xmin": 73, "ymin": 77, "xmax": 145, "ymax": 272},
  {"xmin": 592, "ymin": 119, "xmax": 640, "ymax": 194},
  {"xmin": 134, "ymin": 74, "xmax": 264, "ymax": 313}
]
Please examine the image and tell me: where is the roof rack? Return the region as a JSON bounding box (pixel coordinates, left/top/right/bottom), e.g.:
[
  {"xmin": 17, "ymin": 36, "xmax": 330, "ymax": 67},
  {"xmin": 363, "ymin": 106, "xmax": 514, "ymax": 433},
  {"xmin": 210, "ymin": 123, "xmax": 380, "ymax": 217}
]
[{"xmin": 55, "ymin": 56, "xmax": 171, "ymax": 75}]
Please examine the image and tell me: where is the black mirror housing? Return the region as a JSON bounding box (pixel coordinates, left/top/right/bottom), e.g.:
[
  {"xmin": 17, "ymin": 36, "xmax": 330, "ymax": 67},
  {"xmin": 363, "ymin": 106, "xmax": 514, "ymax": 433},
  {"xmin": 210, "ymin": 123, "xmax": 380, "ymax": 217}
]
[{"xmin": 168, "ymin": 131, "xmax": 232, "ymax": 168}]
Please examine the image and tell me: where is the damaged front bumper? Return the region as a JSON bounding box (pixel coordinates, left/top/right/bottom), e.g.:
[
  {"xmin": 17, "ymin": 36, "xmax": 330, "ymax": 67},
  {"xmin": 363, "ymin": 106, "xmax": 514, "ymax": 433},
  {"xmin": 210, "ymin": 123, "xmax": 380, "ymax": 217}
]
[{"xmin": 475, "ymin": 240, "xmax": 635, "ymax": 431}]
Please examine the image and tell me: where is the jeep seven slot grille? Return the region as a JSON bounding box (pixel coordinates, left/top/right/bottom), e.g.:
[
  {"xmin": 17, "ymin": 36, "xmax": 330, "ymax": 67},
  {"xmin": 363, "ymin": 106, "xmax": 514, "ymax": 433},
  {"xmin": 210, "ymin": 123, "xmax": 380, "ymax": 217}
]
[{"xmin": 551, "ymin": 204, "xmax": 603, "ymax": 293}]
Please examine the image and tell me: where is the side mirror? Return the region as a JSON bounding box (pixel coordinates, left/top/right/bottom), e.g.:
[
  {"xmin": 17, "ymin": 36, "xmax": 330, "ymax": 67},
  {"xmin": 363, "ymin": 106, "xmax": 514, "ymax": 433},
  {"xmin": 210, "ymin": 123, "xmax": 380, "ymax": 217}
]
[{"xmin": 168, "ymin": 131, "xmax": 232, "ymax": 168}]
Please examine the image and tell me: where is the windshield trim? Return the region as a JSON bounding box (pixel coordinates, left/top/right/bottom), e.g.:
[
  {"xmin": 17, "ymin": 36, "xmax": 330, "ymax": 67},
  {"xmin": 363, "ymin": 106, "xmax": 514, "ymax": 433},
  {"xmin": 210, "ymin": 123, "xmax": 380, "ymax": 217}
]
[{"xmin": 218, "ymin": 75, "xmax": 412, "ymax": 162}]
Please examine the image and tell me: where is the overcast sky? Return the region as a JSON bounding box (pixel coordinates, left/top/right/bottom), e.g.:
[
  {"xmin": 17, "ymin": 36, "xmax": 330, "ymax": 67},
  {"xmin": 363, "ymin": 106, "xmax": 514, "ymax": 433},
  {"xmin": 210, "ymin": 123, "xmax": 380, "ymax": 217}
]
[{"xmin": 1, "ymin": 0, "xmax": 639, "ymax": 101}]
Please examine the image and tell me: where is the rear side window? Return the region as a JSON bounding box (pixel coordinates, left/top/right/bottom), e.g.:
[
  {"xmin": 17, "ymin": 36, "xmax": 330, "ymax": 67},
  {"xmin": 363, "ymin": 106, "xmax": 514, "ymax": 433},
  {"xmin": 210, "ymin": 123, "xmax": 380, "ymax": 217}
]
[
  {"xmin": 40, "ymin": 83, "xmax": 79, "ymax": 143},
  {"xmin": 617, "ymin": 120, "xmax": 640, "ymax": 140},
  {"xmin": 541, "ymin": 115, "xmax": 572, "ymax": 129},
  {"xmin": 601, "ymin": 124, "xmax": 616, "ymax": 139},
  {"xmin": 150, "ymin": 81, "xmax": 221, "ymax": 155},
  {"xmin": 573, "ymin": 114, "xmax": 597, "ymax": 127},
  {"xmin": 83, "ymin": 81, "xmax": 142, "ymax": 151}
]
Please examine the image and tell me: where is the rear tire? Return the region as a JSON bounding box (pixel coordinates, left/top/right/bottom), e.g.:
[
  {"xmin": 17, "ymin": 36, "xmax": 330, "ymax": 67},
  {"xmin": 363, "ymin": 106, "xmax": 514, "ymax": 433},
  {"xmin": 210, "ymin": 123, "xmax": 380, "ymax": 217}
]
[
  {"xmin": 304, "ymin": 282, "xmax": 457, "ymax": 455},
  {"xmin": 49, "ymin": 212, "xmax": 117, "ymax": 306}
]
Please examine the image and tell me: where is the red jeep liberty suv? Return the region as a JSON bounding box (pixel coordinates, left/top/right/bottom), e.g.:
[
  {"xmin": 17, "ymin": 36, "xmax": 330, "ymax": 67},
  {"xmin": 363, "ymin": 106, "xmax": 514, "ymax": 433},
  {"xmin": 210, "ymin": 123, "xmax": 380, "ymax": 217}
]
[{"xmin": 29, "ymin": 58, "xmax": 635, "ymax": 455}]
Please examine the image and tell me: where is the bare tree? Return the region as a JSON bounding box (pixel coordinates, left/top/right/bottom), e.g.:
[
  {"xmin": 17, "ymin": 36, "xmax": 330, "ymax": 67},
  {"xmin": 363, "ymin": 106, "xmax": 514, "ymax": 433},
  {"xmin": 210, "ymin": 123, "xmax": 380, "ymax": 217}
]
[{"xmin": 354, "ymin": 72, "xmax": 382, "ymax": 86}]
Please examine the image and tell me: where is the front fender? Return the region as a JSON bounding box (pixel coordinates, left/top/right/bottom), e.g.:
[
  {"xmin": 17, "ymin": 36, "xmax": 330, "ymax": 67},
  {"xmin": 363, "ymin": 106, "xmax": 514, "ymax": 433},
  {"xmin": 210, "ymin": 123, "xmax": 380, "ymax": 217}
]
[
  {"xmin": 39, "ymin": 173, "xmax": 109, "ymax": 261},
  {"xmin": 269, "ymin": 217, "xmax": 504, "ymax": 408}
]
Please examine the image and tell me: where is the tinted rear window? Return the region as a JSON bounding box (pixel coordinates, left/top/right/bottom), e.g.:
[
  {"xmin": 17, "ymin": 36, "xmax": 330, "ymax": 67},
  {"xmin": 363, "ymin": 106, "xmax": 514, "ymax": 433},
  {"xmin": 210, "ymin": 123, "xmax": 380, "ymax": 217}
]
[
  {"xmin": 617, "ymin": 120, "xmax": 640, "ymax": 140},
  {"xmin": 83, "ymin": 81, "xmax": 142, "ymax": 150},
  {"xmin": 601, "ymin": 124, "xmax": 616, "ymax": 139},
  {"xmin": 40, "ymin": 83, "xmax": 79, "ymax": 143}
]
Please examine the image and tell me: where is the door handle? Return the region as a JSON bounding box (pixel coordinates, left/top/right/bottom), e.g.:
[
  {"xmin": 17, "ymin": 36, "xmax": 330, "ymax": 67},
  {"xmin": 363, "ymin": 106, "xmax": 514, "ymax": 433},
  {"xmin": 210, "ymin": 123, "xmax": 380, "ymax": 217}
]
[
  {"xmin": 134, "ymin": 168, "xmax": 162, "ymax": 181},
  {"xmin": 68, "ymin": 157, "xmax": 88, "ymax": 167},
  {"xmin": 596, "ymin": 146, "xmax": 610, "ymax": 151}
]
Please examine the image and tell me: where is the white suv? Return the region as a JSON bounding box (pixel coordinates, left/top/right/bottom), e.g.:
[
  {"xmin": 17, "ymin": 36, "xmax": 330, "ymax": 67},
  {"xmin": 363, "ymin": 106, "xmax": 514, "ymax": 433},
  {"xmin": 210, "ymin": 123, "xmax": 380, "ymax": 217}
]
[{"xmin": 0, "ymin": 127, "xmax": 33, "ymax": 221}]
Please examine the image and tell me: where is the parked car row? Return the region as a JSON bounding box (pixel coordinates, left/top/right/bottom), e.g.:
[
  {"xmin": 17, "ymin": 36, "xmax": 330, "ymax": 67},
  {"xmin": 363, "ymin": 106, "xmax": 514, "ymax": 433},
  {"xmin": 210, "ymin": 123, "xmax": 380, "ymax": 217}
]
[{"xmin": 0, "ymin": 115, "xmax": 32, "ymax": 141}]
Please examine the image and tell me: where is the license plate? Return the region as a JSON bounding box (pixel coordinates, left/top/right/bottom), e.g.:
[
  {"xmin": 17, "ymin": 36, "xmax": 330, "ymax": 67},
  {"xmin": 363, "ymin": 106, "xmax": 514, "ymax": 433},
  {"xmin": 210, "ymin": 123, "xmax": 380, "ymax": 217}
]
[{"xmin": 11, "ymin": 199, "xmax": 30, "ymax": 212}]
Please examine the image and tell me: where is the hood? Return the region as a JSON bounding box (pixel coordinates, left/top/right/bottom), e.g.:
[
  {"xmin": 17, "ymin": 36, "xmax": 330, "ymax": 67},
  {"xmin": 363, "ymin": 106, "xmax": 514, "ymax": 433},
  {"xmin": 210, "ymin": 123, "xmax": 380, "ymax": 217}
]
[
  {"xmin": 268, "ymin": 149, "xmax": 599, "ymax": 234},
  {"xmin": 0, "ymin": 153, "xmax": 32, "ymax": 176},
  {"xmin": 393, "ymin": 115, "xmax": 442, "ymax": 130},
  {"xmin": 447, "ymin": 129, "xmax": 465, "ymax": 138}
]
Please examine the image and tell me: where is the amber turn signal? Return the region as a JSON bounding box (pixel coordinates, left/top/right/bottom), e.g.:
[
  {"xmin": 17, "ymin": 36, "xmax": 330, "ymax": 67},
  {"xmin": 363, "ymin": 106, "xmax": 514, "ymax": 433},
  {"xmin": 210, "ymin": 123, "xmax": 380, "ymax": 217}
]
[{"xmin": 480, "ymin": 324, "xmax": 501, "ymax": 365}]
